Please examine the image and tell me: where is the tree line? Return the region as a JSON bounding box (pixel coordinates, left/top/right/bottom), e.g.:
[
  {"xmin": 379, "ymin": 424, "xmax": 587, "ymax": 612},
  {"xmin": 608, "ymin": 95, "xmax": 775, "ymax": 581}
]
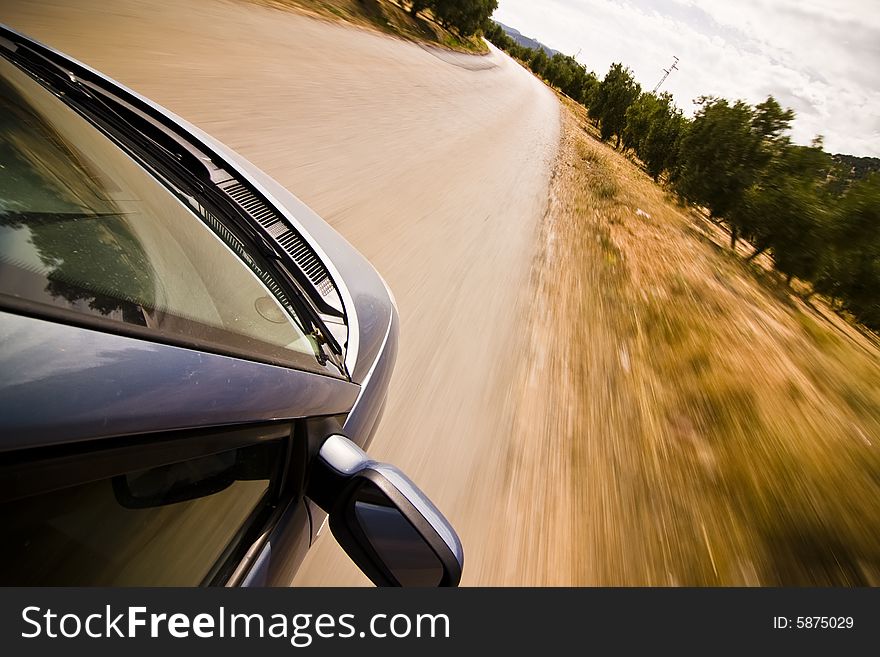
[
  {"xmin": 484, "ymin": 21, "xmax": 880, "ymax": 331},
  {"xmin": 402, "ymin": 0, "xmax": 498, "ymax": 37}
]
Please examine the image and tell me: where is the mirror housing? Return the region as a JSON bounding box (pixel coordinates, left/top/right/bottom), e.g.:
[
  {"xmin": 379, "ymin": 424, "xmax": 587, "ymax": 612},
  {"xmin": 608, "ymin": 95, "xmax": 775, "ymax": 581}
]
[{"xmin": 310, "ymin": 434, "xmax": 463, "ymax": 587}]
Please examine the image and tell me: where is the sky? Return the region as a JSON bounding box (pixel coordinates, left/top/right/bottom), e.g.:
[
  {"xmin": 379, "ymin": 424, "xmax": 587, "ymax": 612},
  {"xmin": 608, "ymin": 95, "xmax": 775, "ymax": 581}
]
[{"xmin": 493, "ymin": 0, "xmax": 880, "ymax": 157}]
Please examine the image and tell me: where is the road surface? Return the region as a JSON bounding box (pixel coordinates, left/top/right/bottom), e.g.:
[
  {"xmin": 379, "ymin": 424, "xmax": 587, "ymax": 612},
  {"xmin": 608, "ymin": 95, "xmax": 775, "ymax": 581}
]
[{"xmin": 1, "ymin": 0, "xmax": 560, "ymax": 585}]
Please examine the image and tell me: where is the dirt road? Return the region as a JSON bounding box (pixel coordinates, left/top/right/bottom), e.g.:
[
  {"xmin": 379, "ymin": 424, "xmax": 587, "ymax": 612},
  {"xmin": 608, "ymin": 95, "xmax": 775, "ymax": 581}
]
[{"xmin": 1, "ymin": 0, "xmax": 560, "ymax": 584}]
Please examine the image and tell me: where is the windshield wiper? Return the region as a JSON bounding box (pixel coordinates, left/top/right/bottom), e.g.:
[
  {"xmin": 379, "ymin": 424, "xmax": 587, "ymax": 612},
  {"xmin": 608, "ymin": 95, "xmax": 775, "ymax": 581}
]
[{"xmin": 1, "ymin": 37, "xmax": 346, "ymax": 375}]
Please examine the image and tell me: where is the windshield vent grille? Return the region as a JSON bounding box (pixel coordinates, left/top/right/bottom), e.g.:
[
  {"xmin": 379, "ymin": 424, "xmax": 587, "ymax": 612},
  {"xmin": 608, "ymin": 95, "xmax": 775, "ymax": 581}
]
[
  {"xmin": 218, "ymin": 180, "xmax": 334, "ymax": 297},
  {"xmin": 196, "ymin": 203, "xmax": 295, "ymax": 312}
]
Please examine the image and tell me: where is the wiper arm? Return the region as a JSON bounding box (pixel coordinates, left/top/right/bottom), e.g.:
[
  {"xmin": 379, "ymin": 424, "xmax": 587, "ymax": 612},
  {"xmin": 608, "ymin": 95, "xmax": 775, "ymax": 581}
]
[{"xmin": 2, "ymin": 36, "xmax": 347, "ymax": 375}]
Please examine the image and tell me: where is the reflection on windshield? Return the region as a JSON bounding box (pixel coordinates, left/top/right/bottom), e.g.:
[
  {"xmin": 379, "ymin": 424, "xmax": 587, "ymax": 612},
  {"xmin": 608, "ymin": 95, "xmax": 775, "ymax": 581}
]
[
  {"xmin": 0, "ymin": 211, "xmax": 156, "ymax": 325},
  {"xmin": 0, "ymin": 74, "xmax": 155, "ymax": 324},
  {"xmin": 0, "ymin": 57, "xmax": 325, "ymax": 369}
]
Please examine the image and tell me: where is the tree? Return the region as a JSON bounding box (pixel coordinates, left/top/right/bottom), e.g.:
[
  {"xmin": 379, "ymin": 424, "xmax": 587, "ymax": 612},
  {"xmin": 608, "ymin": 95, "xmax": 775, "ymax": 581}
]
[
  {"xmin": 640, "ymin": 101, "xmax": 688, "ymax": 181},
  {"xmin": 674, "ymin": 97, "xmax": 764, "ymax": 245},
  {"xmin": 621, "ymin": 92, "xmax": 689, "ymax": 182},
  {"xmin": 511, "ymin": 44, "xmax": 534, "ymax": 62},
  {"xmin": 483, "ymin": 21, "xmax": 514, "ymax": 49},
  {"xmin": 529, "ymin": 49, "xmax": 548, "ymax": 77},
  {"xmin": 578, "ymin": 71, "xmax": 599, "ymax": 107},
  {"xmin": 814, "ymin": 174, "xmax": 880, "ymax": 327},
  {"xmin": 544, "ymin": 54, "xmax": 573, "ymax": 95},
  {"xmin": 752, "ymin": 96, "xmax": 795, "ymax": 145},
  {"xmin": 405, "ymin": 0, "xmax": 430, "ymax": 16},
  {"xmin": 558, "ymin": 56, "xmax": 590, "ymax": 100},
  {"xmin": 734, "ymin": 143, "xmax": 831, "ymax": 283},
  {"xmin": 430, "ymin": 0, "xmax": 498, "ymax": 37},
  {"xmin": 622, "ymin": 92, "xmax": 662, "ymax": 154},
  {"xmin": 589, "ymin": 63, "xmax": 641, "ymax": 148}
]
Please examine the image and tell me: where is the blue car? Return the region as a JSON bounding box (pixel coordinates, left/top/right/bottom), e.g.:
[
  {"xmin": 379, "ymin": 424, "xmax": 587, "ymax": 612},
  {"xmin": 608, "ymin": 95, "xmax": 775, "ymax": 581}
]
[{"xmin": 0, "ymin": 25, "xmax": 462, "ymax": 587}]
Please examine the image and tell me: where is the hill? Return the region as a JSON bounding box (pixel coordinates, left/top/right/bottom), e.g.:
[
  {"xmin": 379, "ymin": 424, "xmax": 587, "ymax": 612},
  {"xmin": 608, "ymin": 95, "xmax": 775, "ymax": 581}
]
[
  {"xmin": 494, "ymin": 20, "xmax": 560, "ymax": 57},
  {"xmin": 831, "ymin": 153, "xmax": 880, "ymax": 181}
]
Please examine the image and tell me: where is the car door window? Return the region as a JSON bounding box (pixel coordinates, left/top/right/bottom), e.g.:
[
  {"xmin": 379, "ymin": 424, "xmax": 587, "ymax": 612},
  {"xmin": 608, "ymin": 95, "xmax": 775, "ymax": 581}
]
[
  {"xmin": 0, "ymin": 429, "xmax": 288, "ymax": 586},
  {"xmin": 0, "ymin": 56, "xmax": 330, "ymax": 373}
]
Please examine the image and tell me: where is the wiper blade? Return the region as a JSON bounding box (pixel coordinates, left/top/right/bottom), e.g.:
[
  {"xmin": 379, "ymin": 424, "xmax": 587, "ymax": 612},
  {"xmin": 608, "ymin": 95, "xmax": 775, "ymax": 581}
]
[{"xmin": 2, "ymin": 36, "xmax": 347, "ymax": 375}]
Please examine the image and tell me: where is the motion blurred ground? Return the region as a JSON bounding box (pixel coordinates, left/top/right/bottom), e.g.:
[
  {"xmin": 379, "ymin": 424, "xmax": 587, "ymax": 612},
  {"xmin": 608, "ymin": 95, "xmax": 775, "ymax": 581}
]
[
  {"xmin": 2, "ymin": 0, "xmax": 877, "ymax": 586},
  {"xmin": 493, "ymin": 97, "xmax": 880, "ymax": 585}
]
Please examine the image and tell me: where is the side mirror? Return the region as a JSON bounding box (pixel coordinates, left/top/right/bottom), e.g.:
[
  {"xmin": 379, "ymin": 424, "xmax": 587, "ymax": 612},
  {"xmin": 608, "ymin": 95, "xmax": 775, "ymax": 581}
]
[{"xmin": 311, "ymin": 434, "xmax": 463, "ymax": 587}]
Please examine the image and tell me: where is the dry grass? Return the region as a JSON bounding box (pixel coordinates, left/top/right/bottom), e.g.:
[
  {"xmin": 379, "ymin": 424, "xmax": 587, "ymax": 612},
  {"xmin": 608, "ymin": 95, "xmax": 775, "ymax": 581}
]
[
  {"xmin": 494, "ymin": 96, "xmax": 880, "ymax": 585},
  {"xmin": 247, "ymin": 0, "xmax": 488, "ymax": 53}
]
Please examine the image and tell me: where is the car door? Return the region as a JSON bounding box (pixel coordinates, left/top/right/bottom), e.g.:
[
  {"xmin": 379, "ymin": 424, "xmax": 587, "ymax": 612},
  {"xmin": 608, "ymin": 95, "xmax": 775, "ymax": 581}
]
[
  {"xmin": 0, "ymin": 312, "xmax": 359, "ymax": 586},
  {"xmin": 0, "ymin": 416, "xmax": 297, "ymax": 586}
]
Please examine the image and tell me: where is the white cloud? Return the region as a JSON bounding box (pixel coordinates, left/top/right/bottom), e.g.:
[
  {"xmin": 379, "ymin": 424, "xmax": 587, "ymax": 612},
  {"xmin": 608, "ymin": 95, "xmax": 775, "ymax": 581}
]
[{"xmin": 494, "ymin": 0, "xmax": 880, "ymax": 156}]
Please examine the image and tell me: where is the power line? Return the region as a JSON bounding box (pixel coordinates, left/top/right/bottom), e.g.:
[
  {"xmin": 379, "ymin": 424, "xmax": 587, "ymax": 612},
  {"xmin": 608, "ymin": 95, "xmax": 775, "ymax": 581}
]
[{"xmin": 652, "ymin": 55, "xmax": 679, "ymax": 94}]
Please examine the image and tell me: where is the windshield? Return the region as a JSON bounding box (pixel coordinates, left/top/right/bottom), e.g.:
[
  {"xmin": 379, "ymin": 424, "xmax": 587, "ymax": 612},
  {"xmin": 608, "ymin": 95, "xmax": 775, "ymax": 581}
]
[{"xmin": 0, "ymin": 55, "xmax": 332, "ymax": 373}]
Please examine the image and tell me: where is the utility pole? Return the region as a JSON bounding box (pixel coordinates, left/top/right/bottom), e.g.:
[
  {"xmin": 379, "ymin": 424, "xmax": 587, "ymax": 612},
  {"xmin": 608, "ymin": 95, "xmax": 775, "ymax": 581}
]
[{"xmin": 652, "ymin": 55, "xmax": 679, "ymax": 94}]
